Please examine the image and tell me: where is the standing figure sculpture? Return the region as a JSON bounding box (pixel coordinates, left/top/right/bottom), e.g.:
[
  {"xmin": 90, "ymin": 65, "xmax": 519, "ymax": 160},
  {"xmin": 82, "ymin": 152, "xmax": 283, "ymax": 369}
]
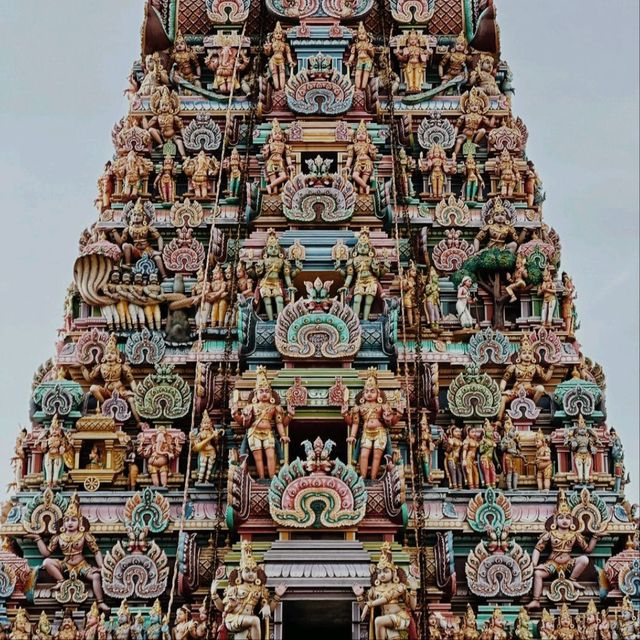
[
  {"xmin": 400, "ymin": 261, "xmax": 418, "ymax": 326},
  {"xmin": 609, "ymin": 427, "xmax": 627, "ymax": 493},
  {"xmin": 114, "ymin": 150, "xmax": 154, "ymax": 200},
  {"xmin": 347, "ymin": 22, "xmax": 375, "ymax": 91},
  {"xmin": 210, "ymin": 540, "xmax": 287, "ymax": 640},
  {"xmin": 419, "ymin": 144, "xmax": 457, "ymax": 199},
  {"xmin": 171, "ymin": 31, "xmax": 201, "ymax": 87},
  {"xmin": 423, "ymin": 266, "xmax": 442, "ymax": 329},
  {"xmin": 494, "ymin": 148, "xmax": 521, "ymax": 198},
  {"xmin": 338, "ymin": 227, "xmax": 389, "ymax": 321},
  {"xmin": 534, "ymin": 430, "xmax": 552, "ymax": 491},
  {"xmin": 461, "ymin": 153, "xmax": 485, "ymax": 202},
  {"xmin": 36, "ymin": 417, "xmax": 70, "ymax": 488},
  {"xmin": 500, "ymin": 417, "xmax": 523, "ymax": 490},
  {"xmin": 205, "ymin": 39, "xmax": 250, "ymax": 95},
  {"xmin": 232, "ymin": 367, "xmax": 291, "ymax": 479},
  {"xmin": 30, "ymin": 493, "xmax": 109, "ymax": 612},
  {"xmin": 560, "ymin": 272, "xmax": 576, "ymax": 335},
  {"xmin": 479, "ymin": 420, "xmax": 499, "ymax": 488},
  {"xmin": 345, "ymin": 120, "xmax": 377, "ymax": 194},
  {"xmin": 254, "ymin": 229, "xmax": 298, "ymax": 321},
  {"xmin": 183, "ymin": 151, "xmax": 220, "ymax": 200},
  {"xmin": 395, "ymin": 30, "xmax": 430, "ymax": 94},
  {"xmin": 191, "ymin": 410, "xmax": 223, "ymax": 484},
  {"xmin": 136, "ymin": 423, "xmax": 185, "ymax": 488},
  {"xmin": 454, "ymin": 87, "xmax": 494, "ymax": 157},
  {"xmin": 145, "ymin": 87, "xmax": 186, "ymax": 159},
  {"xmin": 343, "ymin": 368, "xmax": 401, "ymax": 480},
  {"xmin": 262, "ymin": 120, "xmax": 293, "ymax": 195},
  {"xmin": 538, "ymin": 267, "xmax": 557, "ymax": 328},
  {"xmin": 264, "ymin": 22, "xmax": 295, "ymax": 92},
  {"xmin": 353, "ymin": 542, "xmax": 417, "ymax": 640},
  {"xmin": 462, "ymin": 425, "xmax": 482, "ymax": 489},
  {"xmin": 443, "ymin": 423, "xmax": 464, "ymax": 490},
  {"xmin": 527, "ymin": 490, "xmax": 605, "ymax": 609},
  {"xmin": 456, "ymin": 276, "xmax": 475, "ymax": 329},
  {"xmin": 154, "ymin": 155, "xmax": 178, "ymax": 203},
  {"xmin": 223, "ymin": 147, "xmax": 246, "ymax": 198},
  {"xmin": 439, "ymin": 32, "xmax": 470, "ymax": 83},
  {"xmin": 564, "ymin": 414, "xmax": 601, "ymax": 484}
]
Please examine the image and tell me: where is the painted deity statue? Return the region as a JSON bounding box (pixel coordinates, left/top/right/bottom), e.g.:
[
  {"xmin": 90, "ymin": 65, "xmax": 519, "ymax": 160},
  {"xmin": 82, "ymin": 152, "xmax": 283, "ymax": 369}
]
[
  {"xmin": 564, "ymin": 414, "xmax": 601, "ymax": 484},
  {"xmin": 609, "ymin": 427, "xmax": 627, "ymax": 493},
  {"xmin": 211, "ymin": 541, "xmax": 286, "ymax": 640},
  {"xmin": 454, "ymin": 87, "xmax": 494, "ymax": 157},
  {"xmin": 527, "ymin": 490, "xmax": 605, "ymax": 609},
  {"xmin": 597, "ymin": 610, "xmax": 613, "ymax": 640},
  {"xmin": 136, "ymin": 423, "xmax": 185, "ymax": 487},
  {"xmin": 555, "ymin": 604, "xmax": 577, "ymax": 640},
  {"xmin": 84, "ymin": 603, "xmax": 101, "ymax": 640},
  {"xmin": 478, "ymin": 420, "xmax": 499, "ymax": 488},
  {"xmin": 172, "ymin": 606, "xmax": 195, "ymax": 640},
  {"xmin": 539, "ymin": 267, "xmax": 557, "ymax": 328},
  {"xmin": 395, "ymin": 30, "xmax": 430, "ymax": 94},
  {"xmin": 56, "ymin": 614, "xmax": 82, "ymax": 640},
  {"xmin": 112, "ymin": 198, "xmax": 166, "ymax": 277},
  {"xmin": 9, "ymin": 608, "xmax": 31, "ymax": 640},
  {"xmin": 419, "ymin": 410, "xmax": 435, "ymax": 479},
  {"xmin": 462, "ymin": 425, "xmax": 483, "ymax": 489},
  {"xmin": 81, "ymin": 334, "xmax": 139, "ymax": 422},
  {"xmin": 338, "ymin": 227, "xmax": 389, "ymax": 321},
  {"xmin": 469, "ymin": 53, "xmax": 501, "ymax": 96},
  {"xmin": 191, "ymin": 410, "xmax": 223, "ymax": 484},
  {"xmin": 347, "ymin": 22, "xmax": 375, "ymax": 91},
  {"xmin": 205, "ymin": 39, "xmax": 250, "ymax": 95},
  {"xmin": 460, "ymin": 604, "xmax": 479, "ymax": 640},
  {"xmin": 461, "ymin": 153, "xmax": 485, "ymax": 202},
  {"xmin": 113, "ymin": 601, "xmax": 133, "ymax": 640},
  {"xmin": 145, "ymin": 86, "xmax": 186, "ymax": 158},
  {"xmin": 534, "ymin": 429, "xmax": 552, "ymax": 491},
  {"xmin": 499, "ymin": 335, "xmax": 553, "ymax": 418},
  {"xmin": 36, "ymin": 416, "xmax": 70, "ymax": 487},
  {"xmin": 183, "ymin": 150, "xmax": 220, "ymax": 200},
  {"xmin": 113, "ymin": 150, "xmax": 154, "ymax": 200},
  {"xmin": 537, "ymin": 609, "xmax": 555, "ymax": 640},
  {"xmin": 154, "ymin": 154, "xmax": 178, "ymax": 202},
  {"xmin": 456, "ymin": 276, "xmax": 475, "ymax": 329},
  {"xmin": 482, "ymin": 607, "xmax": 508, "ymax": 640},
  {"xmin": 345, "ymin": 120, "xmax": 377, "ymax": 194},
  {"xmin": 32, "ymin": 611, "xmax": 52, "ymax": 640},
  {"xmin": 580, "ymin": 600, "xmax": 599, "ymax": 640},
  {"xmin": 618, "ymin": 596, "xmax": 640, "ymax": 639},
  {"xmin": 232, "ymin": 367, "xmax": 292, "ymax": 479},
  {"xmin": 505, "ymin": 252, "xmax": 528, "ymax": 302},
  {"xmin": 439, "ymin": 32, "xmax": 471, "ymax": 83},
  {"xmin": 400, "ymin": 261, "xmax": 418, "ymax": 326},
  {"xmin": 144, "ymin": 600, "xmax": 170, "ymax": 640},
  {"xmin": 171, "ymin": 31, "xmax": 201, "ymax": 87},
  {"xmin": 443, "ymin": 423, "xmax": 464, "ymax": 490},
  {"xmin": 262, "ymin": 119, "xmax": 293, "ymax": 195},
  {"xmin": 419, "ymin": 144, "xmax": 456, "ymax": 199},
  {"xmin": 423, "ymin": 266, "xmax": 442, "ymax": 329},
  {"xmin": 30, "ymin": 493, "xmax": 109, "ymax": 612},
  {"xmin": 474, "ymin": 199, "xmax": 519, "ymax": 254},
  {"xmin": 560, "ymin": 271, "xmax": 577, "ymax": 335},
  {"xmin": 494, "ymin": 148, "xmax": 521, "ymax": 198},
  {"xmin": 514, "ymin": 607, "xmax": 533, "ymax": 640},
  {"xmin": 138, "ymin": 53, "xmax": 169, "ymax": 96},
  {"xmin": 353, "ymin": 542, "xmax": 417, "ymax": 640},
  {"xmin": 500, "ymin": 416, "xmax": 523, "ymax": 489},
  {"xmin": 223, "ymin": 147, "xmax": 246, "ymax": 198},
  {"xmin": 343, "ymin": 368, "xmax": 401, "ymax": 480},
  {"xmin": 264, "ymin": 22, "xmax": 295, "ymax": 92},
  {"xmin": 254, "ymin": 229, "xmax": 298, "ymax": 320}
]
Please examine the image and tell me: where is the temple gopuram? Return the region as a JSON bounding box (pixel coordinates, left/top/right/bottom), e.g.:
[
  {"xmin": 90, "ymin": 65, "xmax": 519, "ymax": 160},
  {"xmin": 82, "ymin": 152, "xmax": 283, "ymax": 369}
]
[{"xmin": 2, "ymin": 0, "xmax": 638, "ymax": 638}]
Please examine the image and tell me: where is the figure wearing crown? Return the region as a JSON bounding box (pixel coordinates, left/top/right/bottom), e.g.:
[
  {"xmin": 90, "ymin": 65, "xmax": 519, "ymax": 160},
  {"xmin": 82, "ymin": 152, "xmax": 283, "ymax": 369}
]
[
  {"xmin": 342, "ymin": 368, "xmax": 401, "ymax": 479},
  {"xmin": 36, "ymin": 414, "xmax": 71, "ymax": 487},
  {"xmin": 499, "ymin": 335, "xmax": 553, "ymax": 419},
  {"xmin": 345, "ymin": 120, "xmax": 377, "ymax": 195},
  {"xmin": 347, "ymin": 22, "xmax": 375, "ymax": 91},
  {"xmin": 527, "ymin": 490, "xmax": 605, "ymax": 610},
  {"xmin": 232, "ymin": 367, "xmax": 292, "ymax": 479},
  {"xmin": 190, "ymin": 410, "xmax": 223, "ymax": 484},
  {"xmin": 564, "ymin": 414, "xmax": 601, "ymax": 484},
  {"xmin": 439, "ymin": 32, "xmax": 471, "ymax": 84},
  {"xmin": 263, "ymin": 22, "xmax": 295, "ymax": 92},
  {"xmin": 352, "ymin": 542, "xmax": 418, "ymax": 640},
  {"xmin": 210, "ymin": 541, "xmax": 287, "ymax": 640},
  {"xmin": 29, "ymin": 493, "xmax": 109, "ymax": 612},
  {"xmin": 262, "ymin": 120, "xmax": 294, "ymax": 195}
]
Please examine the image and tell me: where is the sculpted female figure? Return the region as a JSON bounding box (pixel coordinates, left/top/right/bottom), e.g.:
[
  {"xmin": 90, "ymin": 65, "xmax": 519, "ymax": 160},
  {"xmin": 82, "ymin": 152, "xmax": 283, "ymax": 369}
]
[
  {"xmin": 443, "ymin": 423, "xmax": 464, "ymax": 489},
  {"xmin": 348, "ymin": 22, "xmax": 375, "ymax": 90},
  {"xmin": 418, "ymin": 144, "xmax": 456, "ymax": 199},
  {"xmin": 145, "ymin": 86, "xmax": 186, "ymax": 159},
  {"xmin": 424, "ymin": 266, "xmax": 442, "ymax": 329},
  {"xmin": 211, "ymin": 541, "xmax": 286, "ymax": 640},
  {"xmin": 456, "ymin": 276, "xmax": 475, "ymax": 329},
  {"xmin": 262, "ymin": 119, "xmax": 293, "ymax": 195},
  {"xmin": 462, "ymin": 425, "xmax": 482, "ymax": 489},
  {"xmin": 154, "ymin": 154, "xmax": 177, "ymax": 202},
  {"xmin": 461, "ymin": 153, "xmax": 484, "ymax": 202},
  {"xmin": 30, "ymin": 494, "xmax": 109, "ymax": 612},
  {"xmin": 263, "ymin": 22, "xmax": 295, "ymax": 91},
  {"xmin": 395, "ymin": 29, "xmax": 430, "ymax": 94},
  {"xmin": 560, "ymin": 271, "xmax": 576, "ymax": 334},
  {"xmin": 345, "ymin": 120, "xmax": 377, "ymax": 194},
  {"xmin": 171, "ymin": 31, "xmax": 201, "ymax": 87},
  {"xmin": 343, "ymin": 368, "xmax": 401, "ymax": 480},
  {"xmin": 191, "ymin": 410, "xmax": 223, "ymax": 484},
  {"xmin": 439, "ymin": 32, "xmax": 471, "ymax": 83},
  {"xmin": 36, "ymin": 415, "xmax": 70, "ymax": 487},
  {"xmin": 353, "ymin": 542, "xmax": 417, "ymax": 640}
]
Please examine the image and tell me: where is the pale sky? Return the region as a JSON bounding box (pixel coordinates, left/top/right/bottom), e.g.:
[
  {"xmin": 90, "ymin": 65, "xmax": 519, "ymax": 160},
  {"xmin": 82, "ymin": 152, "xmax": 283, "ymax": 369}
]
[{"xmin": 0, "ymin": 1, "xmax": 637, "ymax": 501}]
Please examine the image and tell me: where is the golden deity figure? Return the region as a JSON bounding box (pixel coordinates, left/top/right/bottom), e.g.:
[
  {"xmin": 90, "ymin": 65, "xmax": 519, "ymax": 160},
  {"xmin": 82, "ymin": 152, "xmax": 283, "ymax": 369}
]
[
  {"xmin": 263, "ymin": 22, "xmax": 295, "ymax": 92},
  {"xmin": 580, "ymin": 600, "xmax": 599, "ymax": 640},
  {"xmin": 145, "ymin": 86, "xmax": 186, "ymax": 158},
  {"xmin": 395, "ymin": 29, "xmax": 431, "ymax": 94},
  {"xmin": 555, "ymin": 604, "xmax": 578, "ymax": 640},
  {"xmin": 84, "ymin": 603, "xmax": 101, "ymax": 640},
  {"xmin": 514, "ymin": 607, "xmax": 534, "ymax": 640},
  {"xmin": 153, "ymin": 154, "xmax": 178, "ymax": 202},
  {"xmin": 418, "ymin": 143, "xmax": 457, "ymax": 199},
  {"xmin": 469, "ymin": 53, "xmax": 501, "ymax": 96},
  {"xmin": 353, "ymin": 542, "xmax": 417, "ymax": 640},
  {"xmin": 423, "ymin": 266, "xmax": 442, "ymax": 329},
  {"xmin": 399, "ymin": 260, "xmax": 418, "ymax": 326},
  {"xmin": 223, "ymin": 147, "xmax": 246, "ymax": 198},
  {"xmin": 112, "ymin": 601, "xmax": 133, "ymax": 640},
  {"xmin": 232, "ymin": 367, "xmax": 292, "ymax": 479},
  {"xmin": 505, "ymin": 252, "xmax": 528, "ymax": 302},
  {"xmin": 338, "ymin": 227, "xmax": 389, "ymax": 321},
  {"xmin": 172, "ymin": 606, "xmax": 195, "ymax": 640},
  {"xmin": 81, "ymin": 334, "xmax": 139, "ymax": 421},
  {"xmin": 483, "ymin": 607, "xmax": 508, "ymax": 640},
  {"xmin": 461, "ymin": 152, "xmax": 485, "ymax": 202},
  {"xmin": 205, "ymin": 38, "xmax": 250, "ymax": 95},
  {"xmin": 342, "ymin": 368, "xmax": 401, "ymax": 480},
  {"xmin": 345, "ymin": 120, "xmax": 378, "ymax": 194},
  {"xmin": 171, "ymin": 31, "xmax": 201, "ymax": 87},
  {"xmin": 183, "ymin": 150, "xmax": 220, "ymax": 200},
  {"xmin": 597, "ymin": 610, "xmax": 613, "ymax": 640},
  {"xmin": 537, "ymin": 609, "xmax": 556, "ymax": 640},
  {"xmin": 262, "ymin": 119, "xmax": 294, "ymax": 195},
  {"xmin": 564, "ymin": 414, "xmax": 601, "ymax": 484},
  {"xmin": 439, "ymin": 32, "xmax": 471, "ymax": 83},
  {"xmin": 617, "ymin": 597, "xmax": 640, "ymax": 639},
  {"xmin": 136, "ymin": 423, "xmax": 184, "ymax": 488},
  {"xmin": 474, "ymin": 198, "xmax": 519, "ymax": 254},
  {"xmin": 499, "ymin": 335, "xmax": 553, "ymax": 418},
  {"xmin": 500, "ymin": 416, "xmax": 523, "ymax": 490},
  {"xmin": 527, "ymin": 491, "xmax": 605, "ymax": 609},
  {"xmin": 454, "ymin": 87, "xmax": 494, "ymax": 157},
  {"xmin": 478, "ymin": 419, "xmax": 499, "ymax": 488},
  {"xmin": 494, "ymin": 148, "xmax": 521, "ymax": 198},
  {"xmin": 534, "ymin": 429, "xmax": 552, "ymax": 491},
  {"xmin": 209, "ymin": 263, "xmax": 230, "ymax": 326},
  {"xmin": 9, "ymin": 608, "xmax": 31, "ymax": 640},
  {"xmin": 113, "ymin": 150, "xmax": 154, "ymax": 200},
  {"xmin": 254, "ymin": 229, "xmax": 298, "ymax": 321},
  {"xmin": 192, "ymin": 601, "xmax": 213, "ymax": 640},
  {"xmin": 30, "ymin": 493, "xmax": 109, "ymax": 612},
  {"xmin": 460, "ymin": 604, "xmax": 479, "ymax": 640},
  {"xmin": 112, "ymin": 198, "xmax": 166, "ymax": 277},
  {"xmin": 538, "ymin": 267, "xmax": 557, "ymax": 328},
  {"xmin": 347, "ymin": 22, "xmax": 375, "ymax": 91},
  {"xmin": 443, "ymin": 423, "xmax": 464, "ymax": 489},
  {"xmin": 138, "ymin": 53, "xmax": 169, "ymax": 96},
  {"xmin": 560, "ymin": 272, "xmax": 576, "ymax": 335},
  {"xmin": 56, "ymin": 613, "xmax": 82, "ymax": 640},
  {"xmin": 462, "ymin": 425, "xmax": 482, "ymax": 489},
  {"xmin": 96, "ymin": 161, "xmax": 114, "ymax": 211},
  {"xmin": 191, "ymin": 410, "xmax": 223, "ymax": 484},
  {"xmin": 32, "ymin": 611, "xmax": 52, "ymax": 640},
  {"xmin": 211, "ymin": 541, "xmax": 287, "ymax": 640}
]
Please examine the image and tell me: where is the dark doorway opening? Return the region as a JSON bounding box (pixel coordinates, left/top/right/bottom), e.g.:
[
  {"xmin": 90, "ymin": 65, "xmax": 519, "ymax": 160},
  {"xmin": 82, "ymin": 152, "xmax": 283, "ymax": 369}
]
[
  {"xmin": 288, "ymin": 418, "xmax": 349, "ymax": 464},
  {"xmin": 282, "ymin": 599, "xmax": 352, "ymax": 640}
]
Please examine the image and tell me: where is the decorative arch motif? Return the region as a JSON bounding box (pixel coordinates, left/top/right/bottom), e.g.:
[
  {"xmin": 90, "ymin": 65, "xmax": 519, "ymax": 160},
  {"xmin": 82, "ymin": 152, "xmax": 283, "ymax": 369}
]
[
  {"xmin": 432, "ymin": 230, "xmax": 475, "ymax": 272},
  {"xmin": 206, "ymin": 0, "xmax": 250, "ymax": 23},
  {"xmin": 162, "ymin": 226, "xmax": 206, "ymax": 273},
  {"xmin": 134, "ymin": 364, "xmax": 192, "ymax": 421},
  {"xmin": 286, "ymin": 67, "xmax": 355, "ymax": 116},
  {"xmin": 266, "ymin": 0, "xmax": 373, "ymax": 19},
  {"xmin": 183, "ymin": 114, "xmax": 222, "ymax": 151},
  {"xmin": 125, "ymin": 328, "xmax": 166, "ymax": 365},
  {"xmin": 170, "ymin": 199, "xmax": 204, "ymax": 227},
  {"xmin": 527, "ymin": 328, "xmax": 562, "ymax": 364},
  {"xmin": 447, "ymin": 364, "xmax": 500, "ymax": 418},
  {"xmin": 32, "ymin": 381, "xmax": 84, "ymax": 418},
  {"xmin": 434, "ymin": 195, "xmax": 471, "ymax": 226},
  {"xmin": 468, "ymin": 327, "xmax": 512, "ymax": 365},
  {"xmin": 282, "ymin": 173, "xmax": 356, "ymax": 223},
  {"xmin": 553, "ymin": 379, "xmax": 602, "ymax": 418},
  {"xmin": 124, "ymin": 487, "xmax": 171, "ymax": 535},
  {"xmin": 22, "ymin": 489, "xmax": 69, "ymax": 535},
  {"xmin": 417, "ymin": 113, "xmax": 456, "ymax": 150},
  {"xmin": 75, "ymin": 328, "xmax": 110, "ymax": 364}
]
